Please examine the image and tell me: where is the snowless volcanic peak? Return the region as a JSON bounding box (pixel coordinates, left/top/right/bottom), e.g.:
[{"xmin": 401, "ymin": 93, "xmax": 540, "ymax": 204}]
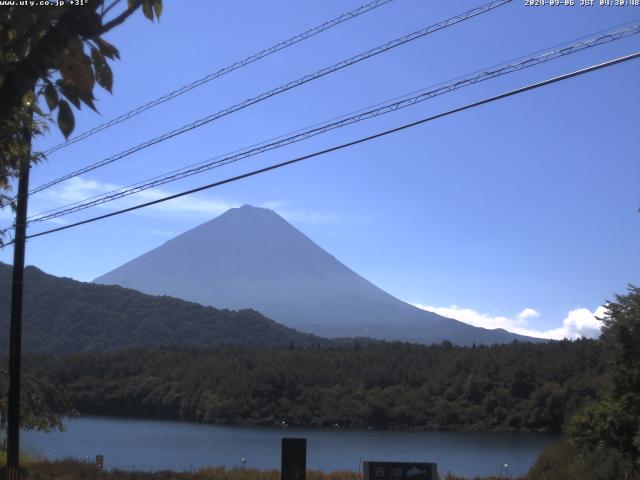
[{"xmin": 95, "ymin": 205, "xmax": 543, "ymax": 345}]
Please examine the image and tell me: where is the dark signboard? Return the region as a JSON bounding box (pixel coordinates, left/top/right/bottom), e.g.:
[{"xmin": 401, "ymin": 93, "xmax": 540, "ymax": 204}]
[
  {"xmin": 363, "ymin": 461, "xmax": 438, "ymax": 480},
  {"xmin": 281, "ymin": 437, "xmax": 307, "ymax": 480}
]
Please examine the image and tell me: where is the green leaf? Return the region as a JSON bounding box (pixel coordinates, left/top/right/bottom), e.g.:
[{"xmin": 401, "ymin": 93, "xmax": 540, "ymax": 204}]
[
  {"xmin": 55, "ymin": 48, "xmax": 95, "ymax": 95},
  {"xmin": 91, "ymin": 47, "xmax": 113, "ymax": 93},
  {"xmin": 57, "ymin": 99, "xmax": 75, "ymax": 139},
  {"xmin": 43, "ymin": 83, "xmax": 58, "ymax": 111},
  {"xmin": 90, "ymin": 46, "xmax": 103, "ymax": 64},
  {"xmin": 153, "ymin": 0, "xmax": 162, "ymax": 19},
  {"xmin": 95, "ymin": 37, "xmax": 120, "ymax": 60},
  {"xmin": 56, "ymin": 80, "xmax": 81, "ymax": 109},
  {"xmin": 78, "ymin": 91, "xmax": 97, "ymax": 112},
  {"xmin": 142, "ymin": 0, "xmax": 154, "ymax": 21},
  {"xmin": 68, "ymin": 36, "xmax": 84, "ymax": 59},
  {"xmin": 59, "ymin": 78, "xmax": 97, "ymax": 112}
]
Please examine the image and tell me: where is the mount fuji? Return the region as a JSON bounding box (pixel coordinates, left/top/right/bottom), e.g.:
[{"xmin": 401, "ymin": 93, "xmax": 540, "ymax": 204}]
[{"xmin": 95, "ymin": 205, "xmax": 542, "ymax": 345}]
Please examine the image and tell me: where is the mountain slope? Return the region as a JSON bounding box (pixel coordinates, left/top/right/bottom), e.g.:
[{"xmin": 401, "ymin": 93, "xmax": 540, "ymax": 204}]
[
  {"xmin": 0, "ymin": 263, "xmax": 330, "ymax": 354},
  {"xmin": 96, "ymin": 205, "xmax": 543, "ymax": 345}
]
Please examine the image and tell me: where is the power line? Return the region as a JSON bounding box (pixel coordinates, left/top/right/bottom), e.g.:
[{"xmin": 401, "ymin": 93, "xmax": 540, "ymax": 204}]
[
  {"xmin": 30, "ymin": 19, "xmax": 640, "ymax": 221},
  {"xmin": 24, "ymin": 50, "xmax": 640, "ymax": 241},
  {"xmin": 27, "ymin": 21, "xmax": 640, "ymax": 224},
  {"xmin": 28, "ymin": 0, "xmax": 512, "ymax": 196},
  {"xmin": 29, "ymin": 21, "xmax": 640, "ymax": 221},
  {"xmin": 42, "ymin": 0, "xmax": 398, "ymax": 156}
]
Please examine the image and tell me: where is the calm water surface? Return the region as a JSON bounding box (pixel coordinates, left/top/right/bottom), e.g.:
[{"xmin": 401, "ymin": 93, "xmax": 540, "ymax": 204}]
[{"xmin": 23, "ymin": 416, "xmax": 558, "ymax": 478}]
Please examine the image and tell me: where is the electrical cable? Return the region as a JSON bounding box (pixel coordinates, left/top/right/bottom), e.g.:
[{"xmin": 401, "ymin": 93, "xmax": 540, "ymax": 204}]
[
  {"xmin": 24, "ymin": 50, "xmax": 640, "ymax": 241},
  {"xmin": 27, "ymin": 21, "xmax": 640, "ymax": 224},
  {"xmin": 42, "ymin": 0, "xmax": 399, "ymax": 156},
  {"xmin": 28, "ymin": 0, "xmax": 512, "ymax": 196}
]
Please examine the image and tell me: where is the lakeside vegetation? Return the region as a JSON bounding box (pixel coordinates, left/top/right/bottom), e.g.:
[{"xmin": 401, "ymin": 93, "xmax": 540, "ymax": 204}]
[
  {"xmin": 27, "ymin": 339, "xmax": 603, "ymax": 433},
  {"xmin": 527, "ymin": 286, "xmax": 640, "ymax": 479},
  {"xmin": 1, "ymin": 460, "xmax": 511, "ymax": 480}
]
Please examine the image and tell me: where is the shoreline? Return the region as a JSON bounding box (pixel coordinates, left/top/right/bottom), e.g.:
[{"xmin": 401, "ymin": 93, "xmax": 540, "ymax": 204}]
[{"xmin": 64, "ymin": 412, "xmax": 559, "ymax": 436}]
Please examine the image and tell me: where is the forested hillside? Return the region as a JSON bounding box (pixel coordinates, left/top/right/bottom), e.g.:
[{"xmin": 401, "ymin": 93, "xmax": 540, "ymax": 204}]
[
  {"xmin": 30, "ymin": 340, "xmax": 604, "ymax": 433},
  {"xmin": 0, "ymin": 263, "xmax": 330, "ymax": 353}
]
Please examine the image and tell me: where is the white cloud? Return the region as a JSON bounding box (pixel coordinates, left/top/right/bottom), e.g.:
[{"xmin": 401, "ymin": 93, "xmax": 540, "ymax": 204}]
[
  {"xmin": 278, "ymin": 208, "xmax": 340, "ymax": 226},
  {"xmin": 135, "ymin": 189, "xmax": 239, "ymax": 216},
  {"xmin": 258, "ymin": 200, "xmax": 341, "ymax": 226},
  {"xmin": 41, "ymin": 177, "xmax": 119, "ymax": 204},
  {"xmin": 544, "ymin": 306, "xmax": 607, "ymax": 340},
  {"xmin": 259, "ymin": 200, "xmax": 290, "ymax": 210},
  {"xmin": 36, "ymin": 177, "xmax": 240, "ymax": 218},
  {"xmin": 412, "ymin": 303, "xmax": 606, "ymax": 340},
  {"xmin": 517, "ymin": 308, "xmax": 540, "ymax": 320},
  {"xmin": 37, "ymin": 178, "xmax": 340, "ymax": 225},
  {"xmin": 414, "ymin": 304, "xmax": 518, "ymax": 331}
]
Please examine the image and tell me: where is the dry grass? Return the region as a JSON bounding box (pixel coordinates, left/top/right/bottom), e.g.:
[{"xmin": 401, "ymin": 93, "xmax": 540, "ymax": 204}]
[
  {"xmin": 1, "ymin": 460, "xmax": 519, "ymax": 480},
  {"xmin": 11, "ymin": 461, "xmax": 362, "ymax": 480}
]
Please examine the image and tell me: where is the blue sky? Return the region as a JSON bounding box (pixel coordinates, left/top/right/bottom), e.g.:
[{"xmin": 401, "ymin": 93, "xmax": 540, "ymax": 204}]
[{"xmin": 1, "ymin": 0, "xmax": 639, "ymax": 338}]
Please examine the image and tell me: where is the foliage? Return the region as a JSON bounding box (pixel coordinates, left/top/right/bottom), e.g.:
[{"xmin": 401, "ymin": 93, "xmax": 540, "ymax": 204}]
[
  {"xmin": 0, "ymin": 368, "xmax": 74, "ymax": 437},
  {"xmin": 528, "ymin": 286, "xmax": 640, "ymax": 478},
  {"xmin": 600, "ymin": 285, "xmax": 640, "ymax": 403},
  {"xmin": 0, "ymin": 0, "xmax": 162, "ymax": 137},
  {"xmin": 567, "ymin": 285, "xmax": 640, "ymax": 473},
  {"xmin": 0, "ymin": 0, "xmax": 162, "ymax": 242},
  {"xmin": 0, "ymin": 263, "xmax": 331, "ymax": 353},
  {"xmin": 0, "ymin": 367, "xmax": 74, "ymax": 452},
  {"xmin": 3, "ymin": 459, "xmax": 516, "ymax": 480},
  {"xmin": 527, "ymin": 439, "xmax": 634, "ymax": 480},
  {"xmin": 25, "ymin": 339, "xmax": 604, "ymax": 433},
  {"xmin": 0, "ymin": 0, "xmax": 162, "ymax": 440},
  {"xmin": 568, "ymin": 399, "xmax": 638, "ymax": 464}
]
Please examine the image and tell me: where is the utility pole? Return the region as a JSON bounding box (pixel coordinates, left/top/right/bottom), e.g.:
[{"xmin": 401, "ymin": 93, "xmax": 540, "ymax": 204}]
[{"xmin": 6, "ymin": 113, "xmax": 32, "ymax": 480}]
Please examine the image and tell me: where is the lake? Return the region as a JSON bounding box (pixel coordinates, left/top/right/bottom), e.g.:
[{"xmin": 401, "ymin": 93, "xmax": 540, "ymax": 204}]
[{"xmin": 22, "ymin": 416, "xmax": 558, "ymax": 478}]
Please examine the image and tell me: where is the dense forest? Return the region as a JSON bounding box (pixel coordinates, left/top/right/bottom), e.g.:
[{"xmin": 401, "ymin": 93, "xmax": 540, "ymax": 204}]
[
  {"xmin": 527, "ymin": 286, "xmax": 640, "ymax": 479},
  {"xmin": 0, "ymin": 263, "xmax": 331, "ymax": 353},
  {"xmin": 27, "ymin": 339, "xmax": 604, "ymax": 433}
]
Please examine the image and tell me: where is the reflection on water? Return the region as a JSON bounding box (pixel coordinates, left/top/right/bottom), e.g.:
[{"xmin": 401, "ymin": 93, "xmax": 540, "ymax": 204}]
[{"xmin": 22, "ymin": 416, "xmax": 558, "ymax": 478}]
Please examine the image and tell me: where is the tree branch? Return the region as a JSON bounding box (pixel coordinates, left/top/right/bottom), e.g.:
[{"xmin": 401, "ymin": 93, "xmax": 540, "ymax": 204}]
[
  {"xmin": 102, "ymin": 0, "xmax": 124, "ymax": 18},
  {"xmin": 96, "ymin": 0, "xmax": 142, "ymax": 35}
]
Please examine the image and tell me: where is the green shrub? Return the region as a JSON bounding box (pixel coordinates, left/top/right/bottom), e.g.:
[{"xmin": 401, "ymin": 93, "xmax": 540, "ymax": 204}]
[{"xmin": 527, "ymin": 439, "xmax": 635, "ymax": 480}]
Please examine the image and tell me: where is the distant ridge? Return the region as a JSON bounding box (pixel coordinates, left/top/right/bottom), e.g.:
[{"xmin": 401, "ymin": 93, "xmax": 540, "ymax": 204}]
[
  {"xmin": 96, "ymin": 205, "xmax": 544, "ymax": 345},
  {"xmin": 0, "ymin": 263, "xmax": 331, "ymax": 354}
]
